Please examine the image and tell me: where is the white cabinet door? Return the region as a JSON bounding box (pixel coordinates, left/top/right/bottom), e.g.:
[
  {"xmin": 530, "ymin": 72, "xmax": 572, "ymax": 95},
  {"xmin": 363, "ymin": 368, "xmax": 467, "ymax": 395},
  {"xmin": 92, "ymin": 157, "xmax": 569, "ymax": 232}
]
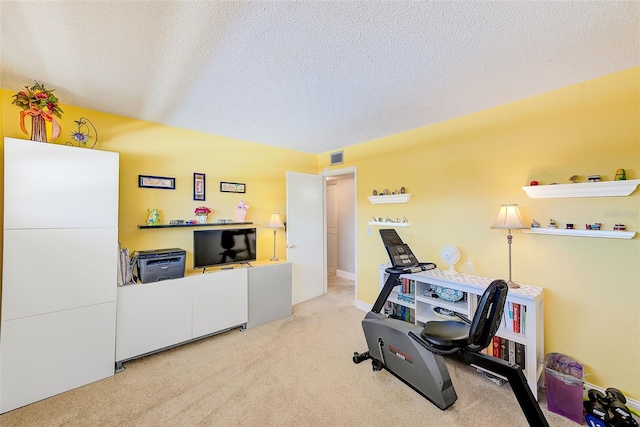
[
  {"xmin": 192, "ymin": 269, "xmax": 248, "ymax": 338},
  {"xmin": 2, "ymin": 228, "xmax": 118, "ymax": 320},
  {"xmin": 0, "ymin": 302, "xmax": 116, "ymax": 413},
  {"xmin": 116, "ymin": 280, "xmax": 192, "ymax": 362},
  {"xmin": 3, "ymin": 138, "xmax": 119, "ymax": 229}
]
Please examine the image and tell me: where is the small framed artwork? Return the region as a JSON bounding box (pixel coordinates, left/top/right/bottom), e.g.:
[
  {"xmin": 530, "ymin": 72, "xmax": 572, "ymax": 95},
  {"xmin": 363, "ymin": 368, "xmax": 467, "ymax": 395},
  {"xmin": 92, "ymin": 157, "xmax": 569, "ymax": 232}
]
[
  {"xmin": 139, "ymin": 175, "xmax": 176, "ymax": 190},
  {"xmin": 220, "ymin": 181, "xmax": 246, "ymax": 193},
  {"xmin": 193, "ymin": 173, "xmax": 206, "ymax": 201}
]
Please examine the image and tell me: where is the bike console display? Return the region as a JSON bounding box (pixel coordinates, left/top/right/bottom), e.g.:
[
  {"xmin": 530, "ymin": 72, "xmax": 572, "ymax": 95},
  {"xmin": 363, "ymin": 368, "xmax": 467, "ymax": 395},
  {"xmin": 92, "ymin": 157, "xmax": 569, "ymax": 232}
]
[{"xmin": 379, "ymin": 229, "xmax": 434, "ymax": 273}]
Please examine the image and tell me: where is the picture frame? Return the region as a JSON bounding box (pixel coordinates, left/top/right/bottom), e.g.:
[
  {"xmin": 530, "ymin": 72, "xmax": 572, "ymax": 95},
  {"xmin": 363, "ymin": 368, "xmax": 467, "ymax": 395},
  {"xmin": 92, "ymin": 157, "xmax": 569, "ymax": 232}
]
[
  {"xmin": 138, "ymin": 175, "xmax": 176, "ymax": 190},
  {"xmin": 220, "ymin": 181, "xmax": 246, "ymax": 193},
  {"xmin": 193, "ymin": 172, "xmax": 206, "ymax": 201}
]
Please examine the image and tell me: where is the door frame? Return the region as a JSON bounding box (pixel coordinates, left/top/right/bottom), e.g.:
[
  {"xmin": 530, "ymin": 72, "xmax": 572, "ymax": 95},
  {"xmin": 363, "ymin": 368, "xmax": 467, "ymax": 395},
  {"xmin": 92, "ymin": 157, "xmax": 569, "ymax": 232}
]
[{"xmin": 320, "ymin": 166, "xmax": 357, "ymax": 306}]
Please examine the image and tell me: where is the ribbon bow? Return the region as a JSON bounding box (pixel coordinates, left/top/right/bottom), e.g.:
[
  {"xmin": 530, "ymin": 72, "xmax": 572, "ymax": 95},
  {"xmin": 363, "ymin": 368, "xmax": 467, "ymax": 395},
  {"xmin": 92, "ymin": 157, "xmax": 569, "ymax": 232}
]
[{"xmin": 19, "ymin": 108, "xmax": 61, "ymax": 141}]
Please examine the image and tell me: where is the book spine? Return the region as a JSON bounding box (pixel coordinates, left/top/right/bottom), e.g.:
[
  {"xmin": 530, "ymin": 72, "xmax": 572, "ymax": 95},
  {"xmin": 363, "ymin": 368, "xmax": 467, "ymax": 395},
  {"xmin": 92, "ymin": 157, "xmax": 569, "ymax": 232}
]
[
  {"xmin": 492, "ymin": 336, "xmax": 500, "ymax": 359},
  {"xmin": 515, "ymin": 343, "xmax": 525, "ymax": 368},
  {"xmin": 508, "ymin": 339, "xmax": 516, "ymax": 364},
  {"xmin": 513, "ymin": 303, "xmax": 521, "ymax": 333}
]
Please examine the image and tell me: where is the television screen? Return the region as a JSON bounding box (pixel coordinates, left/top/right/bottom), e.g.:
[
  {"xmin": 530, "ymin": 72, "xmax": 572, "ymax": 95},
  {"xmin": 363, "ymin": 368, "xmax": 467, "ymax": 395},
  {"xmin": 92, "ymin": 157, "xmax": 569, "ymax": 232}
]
[{"xmin": 193, "ymin": 228, "xmax": 257, "ymax": 269}]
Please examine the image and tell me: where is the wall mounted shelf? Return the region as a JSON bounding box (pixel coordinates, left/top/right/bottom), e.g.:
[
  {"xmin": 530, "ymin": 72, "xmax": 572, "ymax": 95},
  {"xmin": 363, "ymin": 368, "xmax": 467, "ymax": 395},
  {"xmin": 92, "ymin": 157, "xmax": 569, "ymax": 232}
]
[
  {"xmin": 367, "ymin": 221, "xmax": 410, "ymax": 227},
  {"xmin": 522, "ymin": 180, "xmax": 640, "ymax": 199},
  {"xmin": 138, "ymin": 222, "xmax": 253, "ymax": 229},
  {"xmin": 525, "ymin": 228, "xmax": 635, "ymax": 239},
  {"xmin": 367, "ymin": 193, "xmax": 412, "ymax": 204}
]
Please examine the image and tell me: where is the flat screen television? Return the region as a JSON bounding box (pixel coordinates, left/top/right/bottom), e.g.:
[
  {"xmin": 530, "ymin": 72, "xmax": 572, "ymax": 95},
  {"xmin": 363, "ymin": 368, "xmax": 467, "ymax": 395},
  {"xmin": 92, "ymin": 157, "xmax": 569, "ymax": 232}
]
[{"xmin": 193, "ymin": 228, "xmax": 257, "ymax": 269}]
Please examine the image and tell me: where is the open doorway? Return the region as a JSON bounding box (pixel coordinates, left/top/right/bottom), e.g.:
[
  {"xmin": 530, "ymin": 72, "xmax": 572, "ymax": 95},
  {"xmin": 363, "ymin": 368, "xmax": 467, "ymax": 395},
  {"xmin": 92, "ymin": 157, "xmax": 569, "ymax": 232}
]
[{"xmin": 322, "ymin": 167, "xmax": 357, "ymax": 306}]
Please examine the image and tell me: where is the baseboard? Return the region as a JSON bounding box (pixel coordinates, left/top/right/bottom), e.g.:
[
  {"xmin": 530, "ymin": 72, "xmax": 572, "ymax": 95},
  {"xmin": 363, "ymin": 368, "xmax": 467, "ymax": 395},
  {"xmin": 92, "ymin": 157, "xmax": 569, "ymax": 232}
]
[
  {"xmin": 336, "ymin": 269, "xmax": 355, "ymax": 281},
  {"xmin": 355, "ymin": 299, "xmax": 372, "ymax": 313}
]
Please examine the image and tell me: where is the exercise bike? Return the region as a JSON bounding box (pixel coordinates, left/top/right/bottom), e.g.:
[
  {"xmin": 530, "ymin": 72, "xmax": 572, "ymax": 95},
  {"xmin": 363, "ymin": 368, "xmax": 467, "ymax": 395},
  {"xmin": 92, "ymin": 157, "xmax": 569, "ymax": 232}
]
[{"xmin": 353, "ymin": 229, "xmax": 548, "ymax": 427}]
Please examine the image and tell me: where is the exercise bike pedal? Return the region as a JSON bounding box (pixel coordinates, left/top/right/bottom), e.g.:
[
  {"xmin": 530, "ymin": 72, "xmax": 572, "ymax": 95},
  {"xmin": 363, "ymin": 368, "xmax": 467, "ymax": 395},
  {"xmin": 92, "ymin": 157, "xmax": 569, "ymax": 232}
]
[{"xmin": 352, "ymin": 351, "xmax": 371, "ymax": 364}]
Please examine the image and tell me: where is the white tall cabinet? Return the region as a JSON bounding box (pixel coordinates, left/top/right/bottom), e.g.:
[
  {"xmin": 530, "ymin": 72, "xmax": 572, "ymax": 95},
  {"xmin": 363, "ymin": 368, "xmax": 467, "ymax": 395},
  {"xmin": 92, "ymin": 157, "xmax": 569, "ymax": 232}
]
[{"xmin": 0, "ymin": 138, "xmax": 119, "ymax": 413}]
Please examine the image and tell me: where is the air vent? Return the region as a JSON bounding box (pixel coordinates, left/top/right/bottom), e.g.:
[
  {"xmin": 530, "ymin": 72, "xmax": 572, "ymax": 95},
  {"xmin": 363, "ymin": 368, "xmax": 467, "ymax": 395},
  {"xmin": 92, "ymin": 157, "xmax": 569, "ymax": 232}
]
[{"xmin": 330, "ymin": 151, "xmax": 344, "ymax": 165}]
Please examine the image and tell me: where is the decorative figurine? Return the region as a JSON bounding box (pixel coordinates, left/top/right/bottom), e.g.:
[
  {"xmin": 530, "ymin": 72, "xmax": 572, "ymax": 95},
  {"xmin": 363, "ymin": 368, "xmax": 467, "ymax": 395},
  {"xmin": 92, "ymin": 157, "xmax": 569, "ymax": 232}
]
[
  {"xmin": 531, "ymin": 219, "xmax": 540, "ymax": 228},
  {"xmin": 400, "ymin": 187, "xmax": 406, "ymax": 194},
  {"xmin": 586, "ymin": 223, "xmax": 602, "ymax": 230},
  {"xmin": 235, "ymin": 200, "xmax": 249, "ymax": 222},
  {"xmin": 529, "ymin": 180, "xmax": 539, "ymax": 186},
  {"xmin": 614, "ymin": 223, "xmax": 626, "ymax": 231},
  {"xmin": 565, "ymin": 224, "xmax": 574, "ymax": 229},
  {"xmin": 615, "ymin": 169, "xmax": 627, "ymax": 181},
  {"xmin": 548, "ymin": 219, "xmax": 557, "ymax": 228},
  {"xmin": 401, "ymin": 216, "xmax": 408, "ymax": 223},
  {"xmin": 569, "ymin": 175, "xmax": 578, "ymax": 183},
  {"xmin": 382, "ymin": 188, "xmax": 389, "ymax": 195},
  {"xmin": 588, "ymin": 175, "xmax": 601, "ymax": 182},
  {"xmin": 392, "ymin": 189, "xmax": 398, "ymax": 195},
  {"xmin": 372, "ymin": 189, "xmax": 378, "ymax": 196}
]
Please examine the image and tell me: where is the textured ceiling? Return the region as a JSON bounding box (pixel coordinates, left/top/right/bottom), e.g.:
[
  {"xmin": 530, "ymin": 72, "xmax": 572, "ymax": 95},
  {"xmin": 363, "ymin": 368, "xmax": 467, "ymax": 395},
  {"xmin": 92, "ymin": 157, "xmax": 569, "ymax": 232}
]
[{"xmin": 1, "ymin": 1, "xmax": 639, "ymax": 154}]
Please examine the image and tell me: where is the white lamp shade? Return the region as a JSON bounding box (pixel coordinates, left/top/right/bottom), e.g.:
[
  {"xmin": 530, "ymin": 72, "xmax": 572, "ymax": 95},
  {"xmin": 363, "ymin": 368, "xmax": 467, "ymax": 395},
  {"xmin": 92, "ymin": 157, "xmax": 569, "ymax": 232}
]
[
  {"xmin": 491, "ymin": 204, "xmax": 527, "ymax": 230},
  {"xmin": 267, "ymin": 212, "xmax": 284, "ymax": 229}
]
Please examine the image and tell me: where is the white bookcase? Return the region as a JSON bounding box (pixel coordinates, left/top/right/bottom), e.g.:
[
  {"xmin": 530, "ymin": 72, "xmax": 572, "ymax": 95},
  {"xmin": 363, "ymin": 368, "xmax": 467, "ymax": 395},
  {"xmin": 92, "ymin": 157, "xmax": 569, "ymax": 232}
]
[
  {"xmin": 379, "ymin": 265, "xmax": 545, "ymax": 399},
  {"xmin": 1, "ymin": 138, "xmax": 119, "ymax": 413}
]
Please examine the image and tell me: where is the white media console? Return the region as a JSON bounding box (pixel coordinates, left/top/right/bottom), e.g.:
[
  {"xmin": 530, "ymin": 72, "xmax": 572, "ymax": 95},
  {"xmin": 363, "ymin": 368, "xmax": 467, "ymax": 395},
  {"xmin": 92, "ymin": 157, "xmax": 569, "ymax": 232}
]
[{"xmin": 115, "ymin": 261, "xmax": 292, "ymax": 369}]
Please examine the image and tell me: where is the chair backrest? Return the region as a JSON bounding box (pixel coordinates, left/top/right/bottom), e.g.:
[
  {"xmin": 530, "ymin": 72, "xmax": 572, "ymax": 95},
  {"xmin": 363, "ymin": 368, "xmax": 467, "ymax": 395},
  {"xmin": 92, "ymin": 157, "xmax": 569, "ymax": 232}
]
[{"xmin": 467, "ymin": 279, "xmax": 509, "ymax": 351}]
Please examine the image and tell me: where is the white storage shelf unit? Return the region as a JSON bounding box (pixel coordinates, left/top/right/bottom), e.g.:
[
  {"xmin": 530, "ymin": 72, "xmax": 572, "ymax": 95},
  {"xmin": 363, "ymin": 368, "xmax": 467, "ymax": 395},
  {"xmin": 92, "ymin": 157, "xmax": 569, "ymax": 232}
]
[{"xmin": 379, "ymin": 265, "xmax": 544, "ymax": 399}]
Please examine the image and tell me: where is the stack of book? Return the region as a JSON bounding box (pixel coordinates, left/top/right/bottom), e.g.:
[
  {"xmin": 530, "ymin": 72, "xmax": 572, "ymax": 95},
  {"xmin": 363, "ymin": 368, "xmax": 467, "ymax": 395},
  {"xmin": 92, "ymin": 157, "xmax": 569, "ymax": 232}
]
[{"xmin": 482, "ymin": 336, "xmax": 526, "ymax": 369}]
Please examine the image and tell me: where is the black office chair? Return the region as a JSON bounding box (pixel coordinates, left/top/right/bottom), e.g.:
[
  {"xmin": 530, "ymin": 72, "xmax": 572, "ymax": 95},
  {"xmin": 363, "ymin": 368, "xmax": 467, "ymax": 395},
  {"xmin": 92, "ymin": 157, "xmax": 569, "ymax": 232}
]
[
  {"xmin": 418, "ymin": 279, "xmax": 549, "ymax": 427},
  {"xmin": 420, "ymin": 279, "xmax": 508, "ymax": 355}
]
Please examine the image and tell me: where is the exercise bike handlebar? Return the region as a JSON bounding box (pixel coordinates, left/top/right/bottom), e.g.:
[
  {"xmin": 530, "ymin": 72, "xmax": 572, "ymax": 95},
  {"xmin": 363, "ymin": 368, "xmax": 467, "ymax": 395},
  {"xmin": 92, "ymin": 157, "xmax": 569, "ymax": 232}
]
[{"xmin": 385, "ymin": 262, "xmax": 437, "ymax": 275}]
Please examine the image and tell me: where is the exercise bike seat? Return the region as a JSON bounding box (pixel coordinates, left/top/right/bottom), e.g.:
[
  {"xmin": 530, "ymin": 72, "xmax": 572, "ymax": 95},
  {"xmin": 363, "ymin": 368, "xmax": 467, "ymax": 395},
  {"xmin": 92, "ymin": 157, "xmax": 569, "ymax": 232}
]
[{"xmin": 420, "ymin": 279, "xmax": 508, "ymax": 356}]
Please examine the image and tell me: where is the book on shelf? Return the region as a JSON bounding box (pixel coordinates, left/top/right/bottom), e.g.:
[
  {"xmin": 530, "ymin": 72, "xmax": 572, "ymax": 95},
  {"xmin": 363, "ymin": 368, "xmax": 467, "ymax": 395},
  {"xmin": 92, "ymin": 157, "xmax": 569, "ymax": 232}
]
[{"xmin": 501, "ymin": 302, "xmax": 527, "ymax": 335}]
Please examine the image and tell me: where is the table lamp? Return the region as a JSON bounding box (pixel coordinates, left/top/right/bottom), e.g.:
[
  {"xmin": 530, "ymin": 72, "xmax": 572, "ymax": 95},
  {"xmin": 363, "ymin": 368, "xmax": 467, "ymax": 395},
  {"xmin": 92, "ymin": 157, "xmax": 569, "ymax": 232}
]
[
  {"xmin": 491, "ymin": 203, "xmax": 528, "ymax": 288},
  {"xmin": 266, "ymin": 212, "xmax": 285, "ymax": 261}
]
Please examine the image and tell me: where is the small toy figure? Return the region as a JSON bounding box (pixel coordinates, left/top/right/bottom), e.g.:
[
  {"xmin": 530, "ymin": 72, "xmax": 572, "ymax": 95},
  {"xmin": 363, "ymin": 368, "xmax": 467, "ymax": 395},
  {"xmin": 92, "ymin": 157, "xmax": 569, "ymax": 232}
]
[
  {"xmin": 614, "ymin": 223, "xmax": 626, "ymax": 231},
  {"xmin": 372, "ymin": 189, "xmax": 378, "ymax": 196},
  {"xmin": 586, "ymin": 223, "xmax": 602, "ymax": 230},
  {"xmin": 569, "ymin": 175, "xmax": 578, "ymax": 183},
  {"xmin": 382, "ymin": 188, "xmax": 389, "ymax": 195},
  {"xmin": 615, "ymin": 169, "xmax": 627, "ymax": 181},
  {"xmin": 400, "ymin": 187, "xmax": 406, "ymax": 194},
  {"xmin": 401, "ymin": 216, "xmax": 408, "ymax": 223},
  {"xmin": 565, "ymin": 224, "xmax": 574, "ymax": 229},
  {"xmin": 529, "ymin": 180, "xmax": 539, "ymax": 186},
  {"xmin": 548, "ymin": 219, "xmax": 557, "ymax": 228},
  {"xmin": 531, "ymin": 219, "xmax": 540, "ymax": 228},
  {"xmin": 588, "ymin": 175, "xmax": 601, "ymax": 182}
]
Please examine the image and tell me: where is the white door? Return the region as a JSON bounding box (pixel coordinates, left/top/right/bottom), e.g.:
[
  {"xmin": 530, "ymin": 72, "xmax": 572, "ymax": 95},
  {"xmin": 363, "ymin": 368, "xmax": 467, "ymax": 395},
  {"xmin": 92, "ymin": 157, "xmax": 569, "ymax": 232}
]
[{"xmin": 286, "ymin": 172, "xmax": 325, "ymax": 305}]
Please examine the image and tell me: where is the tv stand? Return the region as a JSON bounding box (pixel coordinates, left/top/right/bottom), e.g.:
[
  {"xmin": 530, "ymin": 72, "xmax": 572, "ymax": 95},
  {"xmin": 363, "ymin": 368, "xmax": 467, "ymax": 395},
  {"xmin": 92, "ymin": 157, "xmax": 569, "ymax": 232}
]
[{"xmin": 116, "ymin": 261, "xmax": 292, "ymax": 367}]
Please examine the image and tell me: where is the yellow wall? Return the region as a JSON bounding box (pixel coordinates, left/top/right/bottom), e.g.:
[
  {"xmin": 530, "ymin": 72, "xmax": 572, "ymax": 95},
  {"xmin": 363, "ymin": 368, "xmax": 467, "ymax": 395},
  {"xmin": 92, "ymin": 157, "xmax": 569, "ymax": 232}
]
[
  {"xmin": 1, "ymin": 66, "xmax": 638, "ymax": 399},
  {"xmin": 319, "ymin": 67, "xmax": 640, "ymax": 399},
  {"xmin": 0, "ymin": 89, "xmax": 317, "ymax": 270}
]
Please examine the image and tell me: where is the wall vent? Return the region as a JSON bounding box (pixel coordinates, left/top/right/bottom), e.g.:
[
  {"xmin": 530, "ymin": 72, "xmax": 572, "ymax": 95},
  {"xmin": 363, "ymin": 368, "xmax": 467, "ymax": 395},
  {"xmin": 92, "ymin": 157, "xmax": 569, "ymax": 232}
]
[{"xmin": 330, "ymin": 151, "xmax": 344, "ymax": 165}]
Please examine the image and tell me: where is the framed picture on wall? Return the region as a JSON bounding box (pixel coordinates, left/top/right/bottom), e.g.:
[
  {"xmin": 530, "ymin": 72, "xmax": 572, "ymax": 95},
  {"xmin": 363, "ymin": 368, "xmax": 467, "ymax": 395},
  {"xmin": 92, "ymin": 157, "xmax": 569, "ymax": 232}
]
[
  {"xmin": 194, "ymin": 173, "xmax": 206, "ymax": 201},
  {"xmin": 220, "ymin": 181, "xmax": 246, "ymax": 193},
  {"xmin": 138, "ymin": 175, "xmax": 176, "ymax": 190}
]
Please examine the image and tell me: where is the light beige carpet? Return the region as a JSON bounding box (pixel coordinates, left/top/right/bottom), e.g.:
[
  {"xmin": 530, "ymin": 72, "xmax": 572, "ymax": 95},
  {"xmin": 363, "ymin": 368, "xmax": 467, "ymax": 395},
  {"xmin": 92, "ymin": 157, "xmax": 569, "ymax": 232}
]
[{"xmin": 0, "ymin": 275, "xmax": 579, "ymax": 426}]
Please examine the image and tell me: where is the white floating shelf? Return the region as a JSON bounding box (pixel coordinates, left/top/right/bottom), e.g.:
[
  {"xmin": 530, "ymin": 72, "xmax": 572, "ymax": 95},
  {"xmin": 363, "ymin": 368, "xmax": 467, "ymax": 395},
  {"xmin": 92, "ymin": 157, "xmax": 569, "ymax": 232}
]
[
  {"xmin": 367, "ymin": 193, "xmax": 412, "ymax": 204},
  {"xmin": 368, "ymin": 221, "xmax": 411, "ymax": 227},
  {"xmin": 522, "ymin": 180, "xmax": 640, "ymax": 199},
  {"xmin": 525, "ymin": 228, "xmax": 635, "ymax": 239}
]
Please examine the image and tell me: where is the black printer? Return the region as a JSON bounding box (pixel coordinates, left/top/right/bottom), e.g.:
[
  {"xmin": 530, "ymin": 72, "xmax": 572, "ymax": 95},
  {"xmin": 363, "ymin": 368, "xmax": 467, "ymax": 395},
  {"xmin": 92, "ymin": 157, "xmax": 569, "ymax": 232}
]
[{"xmin": 136, "ymin": 248, "xmax": 186, "ymax": 284}]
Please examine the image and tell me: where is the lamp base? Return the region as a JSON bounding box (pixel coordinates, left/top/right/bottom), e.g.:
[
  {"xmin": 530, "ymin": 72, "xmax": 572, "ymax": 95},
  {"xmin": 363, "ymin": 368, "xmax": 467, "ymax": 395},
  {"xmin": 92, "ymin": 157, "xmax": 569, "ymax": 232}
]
[
  {"xmin": 507, "ymin": 280, "xmax": 520, "ymax": 289},
  {"xmin": 270, "ymin": 257, "xmax": 279, "ymax": 262}
]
